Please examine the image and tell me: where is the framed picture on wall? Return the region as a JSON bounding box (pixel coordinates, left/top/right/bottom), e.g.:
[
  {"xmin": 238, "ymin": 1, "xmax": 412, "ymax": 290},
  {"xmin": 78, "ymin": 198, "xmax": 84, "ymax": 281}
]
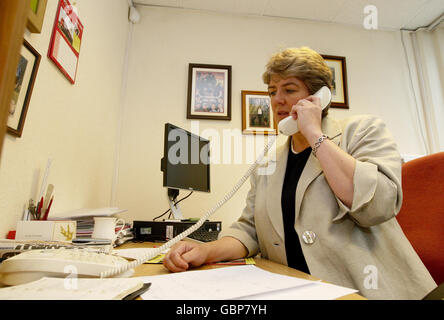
[
  {"xmin": 241, "ymin": 91, "xmax": 277, "ymax": 135},
  {"xmin": 27, "ymin": 0, "xmax": 48, "ymax": 33},
  {"xmin": 7, "ymin": 40, "xmax": 41, "ymax": 138},
  {"xmin": 321, "ymin": 55, "xmax": 349, "ymax": 109},
  {"xmin": 48, "ymin": 0, "xmax": 84, "ymax": 84},
  {"xmin": 187, "ymin": 63, "xmax": 231, "ymax": 120}
]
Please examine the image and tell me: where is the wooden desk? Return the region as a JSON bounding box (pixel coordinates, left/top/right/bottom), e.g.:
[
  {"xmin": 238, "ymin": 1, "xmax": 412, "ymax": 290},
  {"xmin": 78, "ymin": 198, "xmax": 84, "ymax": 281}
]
[{"xmin": 119, "ymin": 241, "xmax": 366, "ymax": 300}]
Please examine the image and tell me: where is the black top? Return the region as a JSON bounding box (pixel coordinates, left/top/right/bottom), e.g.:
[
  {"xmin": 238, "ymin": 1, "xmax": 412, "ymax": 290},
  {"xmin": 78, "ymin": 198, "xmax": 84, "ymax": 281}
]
[{"xmin": 281, "ymin": 142, "xmax": 311, "ymax": 274}]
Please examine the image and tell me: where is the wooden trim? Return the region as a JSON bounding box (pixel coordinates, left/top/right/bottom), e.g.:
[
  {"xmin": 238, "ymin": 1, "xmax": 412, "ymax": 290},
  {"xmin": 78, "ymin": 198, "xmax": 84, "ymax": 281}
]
[
  {"xmin": 27, "ymin": 0, "xmax": 48, "ymax": 33},
  {"xmin": 0, "ymin": 0, "xmax": 29, "ymax": 157}
]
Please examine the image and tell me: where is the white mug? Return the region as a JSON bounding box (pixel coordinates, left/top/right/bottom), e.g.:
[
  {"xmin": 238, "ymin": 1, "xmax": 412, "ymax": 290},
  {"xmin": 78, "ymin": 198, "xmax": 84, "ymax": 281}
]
[{"xmin": 92, "ymin": 217, "xmax": 125, "ymax": 244}]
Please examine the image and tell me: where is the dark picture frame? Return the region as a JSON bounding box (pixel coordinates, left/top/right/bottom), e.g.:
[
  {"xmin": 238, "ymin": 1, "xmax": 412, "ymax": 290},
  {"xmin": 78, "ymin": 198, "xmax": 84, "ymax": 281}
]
[
  {"xmin": 7, "ymin": 39, "xmax": 41, "ymax": 138},
  {"xmin": 28, "ymin": 0, "xmax": 48, "ymax": 33},
  {"xmin": 241, "ymin": 90, "xmax": 277, "ymax": 135},
  {"xmin": 187, "ymin": 63, "xmax": 231, "ymax": 120},
  {"xmin": 321, "ymin": 55, "xmax": 349, "ymax": 109}
]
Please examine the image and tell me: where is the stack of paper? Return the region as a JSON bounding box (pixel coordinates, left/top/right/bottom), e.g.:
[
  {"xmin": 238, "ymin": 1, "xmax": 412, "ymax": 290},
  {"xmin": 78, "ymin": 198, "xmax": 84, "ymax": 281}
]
[
  {"xmin": 136, "ymin": 265, "xmax": 358, "ymax": 300},
  {"xmin": 49, "ymin": 207, "xmax": 127, "ymax": 220},
  {"xmin": 75, "ymin": 217, "xmax": 95, "ymax": 238},
  {"xmin": 0, "ymin": 277, "xmax": 144, "ymax": 300},
  {"xmin": 113, "ymin": 225, "xmax": 134, "ymax": 246},
  {"xmin": 49, "ymin": 208, "xmax": 133, "ymax": 242}
]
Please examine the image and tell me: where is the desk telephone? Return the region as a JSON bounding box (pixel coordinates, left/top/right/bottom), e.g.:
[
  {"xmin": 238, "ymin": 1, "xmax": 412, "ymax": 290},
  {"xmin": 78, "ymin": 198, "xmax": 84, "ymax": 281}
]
[
  {"xmin": 0, "ymin": 87, "xmax": 331, "ymax": 286},
  {"xmin": 0, "ymin": 248, "xmax": 133, "ymax": 286}
]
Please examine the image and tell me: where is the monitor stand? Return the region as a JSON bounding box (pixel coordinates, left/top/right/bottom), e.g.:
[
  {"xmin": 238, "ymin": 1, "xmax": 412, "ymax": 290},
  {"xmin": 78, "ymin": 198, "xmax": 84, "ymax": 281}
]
[{"xmin": 167, "ymin": 188, "xmax": 183, "ymax": 220}]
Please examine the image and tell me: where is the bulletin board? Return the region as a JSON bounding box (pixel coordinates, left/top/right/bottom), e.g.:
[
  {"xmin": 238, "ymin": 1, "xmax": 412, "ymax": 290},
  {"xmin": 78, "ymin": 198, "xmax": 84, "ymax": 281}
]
[{"xmin": 48, "ymin": 0, "xmax": 83, "ymax": 84}]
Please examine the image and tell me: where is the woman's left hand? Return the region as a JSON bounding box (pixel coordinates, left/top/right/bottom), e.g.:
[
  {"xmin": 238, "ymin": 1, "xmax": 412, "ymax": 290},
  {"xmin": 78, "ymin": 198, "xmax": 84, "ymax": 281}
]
[{"xmin": 290, "ymin": 95, "xmax": 323, "ymax": 143}]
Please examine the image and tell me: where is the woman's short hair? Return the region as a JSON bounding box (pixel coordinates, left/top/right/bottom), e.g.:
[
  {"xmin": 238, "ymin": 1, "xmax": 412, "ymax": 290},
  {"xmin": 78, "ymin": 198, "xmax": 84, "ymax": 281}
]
[{"xmin": 262, "ymin": 47, "xmax": 333, "ymax": 116}]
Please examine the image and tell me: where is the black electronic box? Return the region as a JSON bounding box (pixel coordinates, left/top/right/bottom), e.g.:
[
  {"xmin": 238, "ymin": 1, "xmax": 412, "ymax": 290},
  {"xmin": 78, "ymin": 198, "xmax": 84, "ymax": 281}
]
[{"xmin": 133, "ymin": 220, "xmax": 222, "ymax": 243}]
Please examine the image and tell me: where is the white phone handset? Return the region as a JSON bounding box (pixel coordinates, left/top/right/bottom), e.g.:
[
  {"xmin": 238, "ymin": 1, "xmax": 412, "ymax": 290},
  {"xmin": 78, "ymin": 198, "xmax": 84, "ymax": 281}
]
[{"xmin": 278, "ymin": 86, "xmax": 332, "ymax": 136}]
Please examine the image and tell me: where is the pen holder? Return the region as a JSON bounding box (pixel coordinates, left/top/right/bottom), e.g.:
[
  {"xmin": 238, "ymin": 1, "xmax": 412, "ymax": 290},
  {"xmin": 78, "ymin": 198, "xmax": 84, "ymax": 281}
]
[
  {"xmin": 16, "ymin": 220, "xmax": 77, "ymax": 242},
  {"xmin": 27, "ymin": 193, "xmax": 54, "ymax": 221}
]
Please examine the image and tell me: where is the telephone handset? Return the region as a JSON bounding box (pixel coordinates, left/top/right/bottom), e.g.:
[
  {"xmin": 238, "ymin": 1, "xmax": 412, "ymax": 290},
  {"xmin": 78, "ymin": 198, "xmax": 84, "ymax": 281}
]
[{"xmin": 278, "ymin": 86, "xmax": 332, "ymax": 136}]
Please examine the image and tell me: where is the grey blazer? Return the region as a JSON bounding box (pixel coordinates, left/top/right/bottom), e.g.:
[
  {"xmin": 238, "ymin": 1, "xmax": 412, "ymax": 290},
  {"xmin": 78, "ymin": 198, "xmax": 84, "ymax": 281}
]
[{"xmin": 219, "ymin": 114, "xmax": 437, "ymax": 300}]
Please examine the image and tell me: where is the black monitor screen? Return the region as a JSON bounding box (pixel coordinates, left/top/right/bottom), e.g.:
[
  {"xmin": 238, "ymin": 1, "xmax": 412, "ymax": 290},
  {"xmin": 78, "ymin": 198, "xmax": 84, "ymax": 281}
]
[{"xmin": 161, "ymin": 123, "xmax": 210, "ymax": 193}]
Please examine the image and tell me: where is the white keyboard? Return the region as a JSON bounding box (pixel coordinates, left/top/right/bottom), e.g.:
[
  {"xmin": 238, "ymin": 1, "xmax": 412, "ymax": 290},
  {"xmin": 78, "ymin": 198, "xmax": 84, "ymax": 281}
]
[{"xmin": 0, "ymin": 248, "xmax": 133, "ymax": 286}]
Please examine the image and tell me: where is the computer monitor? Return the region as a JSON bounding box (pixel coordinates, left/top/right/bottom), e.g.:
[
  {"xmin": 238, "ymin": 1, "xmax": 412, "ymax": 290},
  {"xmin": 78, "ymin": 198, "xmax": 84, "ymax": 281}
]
[{"xmin": 160, "ymin": 123, "xmax": 210, "ymax": 219}]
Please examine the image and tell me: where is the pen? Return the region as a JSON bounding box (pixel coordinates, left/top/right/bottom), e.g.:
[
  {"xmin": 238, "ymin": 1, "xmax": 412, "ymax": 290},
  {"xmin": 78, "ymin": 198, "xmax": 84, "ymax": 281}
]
[
  {"xmin": 41, "ymin": 184, "xmax": 54, "ymax": 218},
  {"xmin": 36, "ymin": 196, "xmax": 43, "ymax": 220},
  {"xmin": 43, "ymin": 196, "xmax": 53, "ymax": 220}
]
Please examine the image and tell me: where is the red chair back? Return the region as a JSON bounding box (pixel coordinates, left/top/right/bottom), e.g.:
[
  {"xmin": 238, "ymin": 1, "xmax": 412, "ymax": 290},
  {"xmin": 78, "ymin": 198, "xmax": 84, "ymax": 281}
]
[{"xmin": 397, "ymin": 152, "xmax": 444, "ymax": 285}]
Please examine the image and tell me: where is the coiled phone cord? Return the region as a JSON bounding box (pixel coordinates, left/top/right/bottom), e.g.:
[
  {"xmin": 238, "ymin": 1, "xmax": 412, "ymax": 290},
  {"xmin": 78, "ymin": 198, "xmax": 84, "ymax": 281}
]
[{"xmin": 100, "ymin": 135, "xmax": 277, "ymax": 278}]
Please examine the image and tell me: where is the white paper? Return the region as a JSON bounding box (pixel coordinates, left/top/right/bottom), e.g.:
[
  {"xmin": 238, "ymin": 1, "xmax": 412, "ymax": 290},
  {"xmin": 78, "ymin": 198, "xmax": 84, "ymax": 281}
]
[
  {"xmin": 238, "ymin": 280, "xmax": 358, "ymax": 300},
  {"xmin": 49, "ymin": 207, "xmax": 127, "ymax": 220},
  {"xmin": 137, "ymin": 265, "xmax": 333, "ymax": 300},
  {"xmin": 53, "ymin": 31, "xmax": 78, "ymax": 80},
  {"xmin": 0, "ymin": 277, "xmax": 143, "ymax": 300}
]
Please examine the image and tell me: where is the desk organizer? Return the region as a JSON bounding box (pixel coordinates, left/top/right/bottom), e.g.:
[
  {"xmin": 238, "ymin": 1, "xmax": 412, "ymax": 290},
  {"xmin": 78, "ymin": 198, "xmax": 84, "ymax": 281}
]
[{"xmin": 15, "ymin": 221, "xmax": 77, "ymax": 242}]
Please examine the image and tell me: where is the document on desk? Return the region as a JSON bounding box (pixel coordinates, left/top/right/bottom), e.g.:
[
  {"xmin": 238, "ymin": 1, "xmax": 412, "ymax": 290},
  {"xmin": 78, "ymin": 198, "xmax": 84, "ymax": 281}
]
[
  {"xmin": 0, "ymin": 277, "xmax": 144, "ymax": 300},
  {"xmin": 238, "ymin": 280, "xmax": 359, "ymax": 300},
  {"xmin": 137, "ymin": 265, "xmax": 357, "ymax": 300}
]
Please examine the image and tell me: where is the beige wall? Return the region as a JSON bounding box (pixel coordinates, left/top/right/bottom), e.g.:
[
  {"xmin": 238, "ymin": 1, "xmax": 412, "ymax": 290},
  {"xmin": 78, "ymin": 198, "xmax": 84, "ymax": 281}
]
[
  {"xmin": 115, "ymin": 6, "xmax": 424, "ymax": 229},
  {"xmin": 0, "ymin": 0, "xmax": 130, "ymax": 237}
]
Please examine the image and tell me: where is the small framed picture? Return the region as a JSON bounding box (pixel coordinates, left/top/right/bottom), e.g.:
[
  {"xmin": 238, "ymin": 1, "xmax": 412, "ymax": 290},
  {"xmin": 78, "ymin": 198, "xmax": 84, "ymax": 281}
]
[
  {"xmin": 48, "ymin": 0, "xmax": 84, "ymax": 84},
  {"xmin": 241, "ymin": 91, "xmax": 277, "ymax": 135},
  {"xmin": 7, "ymin": 39, "xmax": 41, "ymax": 138},
  {"xmin": 187, "ymin": 63, "xmax": 231, "ymax": 120},
  {"xmin": 322, "ymin": 55, "xmax": 349, "ymax": 109},
  {"xmin": 28, "ymin": 0, "xmax": 48, "ymax": 33}
]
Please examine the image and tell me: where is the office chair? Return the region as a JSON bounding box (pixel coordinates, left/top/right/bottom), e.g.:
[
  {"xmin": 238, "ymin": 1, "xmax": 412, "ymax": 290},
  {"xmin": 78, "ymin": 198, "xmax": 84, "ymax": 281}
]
[{"xmin": 396, "ymin": 152, "xmax": 444, "ymax": 287}]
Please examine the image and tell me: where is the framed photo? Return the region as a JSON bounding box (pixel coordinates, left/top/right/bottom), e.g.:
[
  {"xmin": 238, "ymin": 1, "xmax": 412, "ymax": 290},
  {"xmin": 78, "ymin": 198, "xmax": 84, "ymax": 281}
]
[
  {"xmin": 7, "ymin": 40, "xmax": 41, "ymax": 138},
  {"xmin": 48, "ymin": 0, "xmax": 84, "ymax": 84},
  {"xmin": 27, "ymin": 0, "xmax": 48, "ymax": 33},
  {"xmin": 241, "ymin": 91, "xmax": 277, "ymax": 135},
  {"xmin": 322, "ymin": 55, "xmax": 349, "ymax": 109},
  {"xmin": 187, "ymin": 64, "xmax": 231, "ymax": 120}
]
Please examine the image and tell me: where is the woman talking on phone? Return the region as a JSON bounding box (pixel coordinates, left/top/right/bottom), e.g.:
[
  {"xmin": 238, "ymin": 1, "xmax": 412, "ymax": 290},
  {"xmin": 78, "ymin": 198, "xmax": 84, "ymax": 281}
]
[{"xmin": 163, "ymin": 47, "xmax": 436, "ymax": 299}]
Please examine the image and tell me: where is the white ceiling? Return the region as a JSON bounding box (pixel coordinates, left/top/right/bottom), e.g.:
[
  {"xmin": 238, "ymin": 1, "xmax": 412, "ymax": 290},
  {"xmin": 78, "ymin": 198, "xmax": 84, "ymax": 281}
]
[{"xmin": 134, "ymin": 0, "xmax": 444, "ymax": 30}]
